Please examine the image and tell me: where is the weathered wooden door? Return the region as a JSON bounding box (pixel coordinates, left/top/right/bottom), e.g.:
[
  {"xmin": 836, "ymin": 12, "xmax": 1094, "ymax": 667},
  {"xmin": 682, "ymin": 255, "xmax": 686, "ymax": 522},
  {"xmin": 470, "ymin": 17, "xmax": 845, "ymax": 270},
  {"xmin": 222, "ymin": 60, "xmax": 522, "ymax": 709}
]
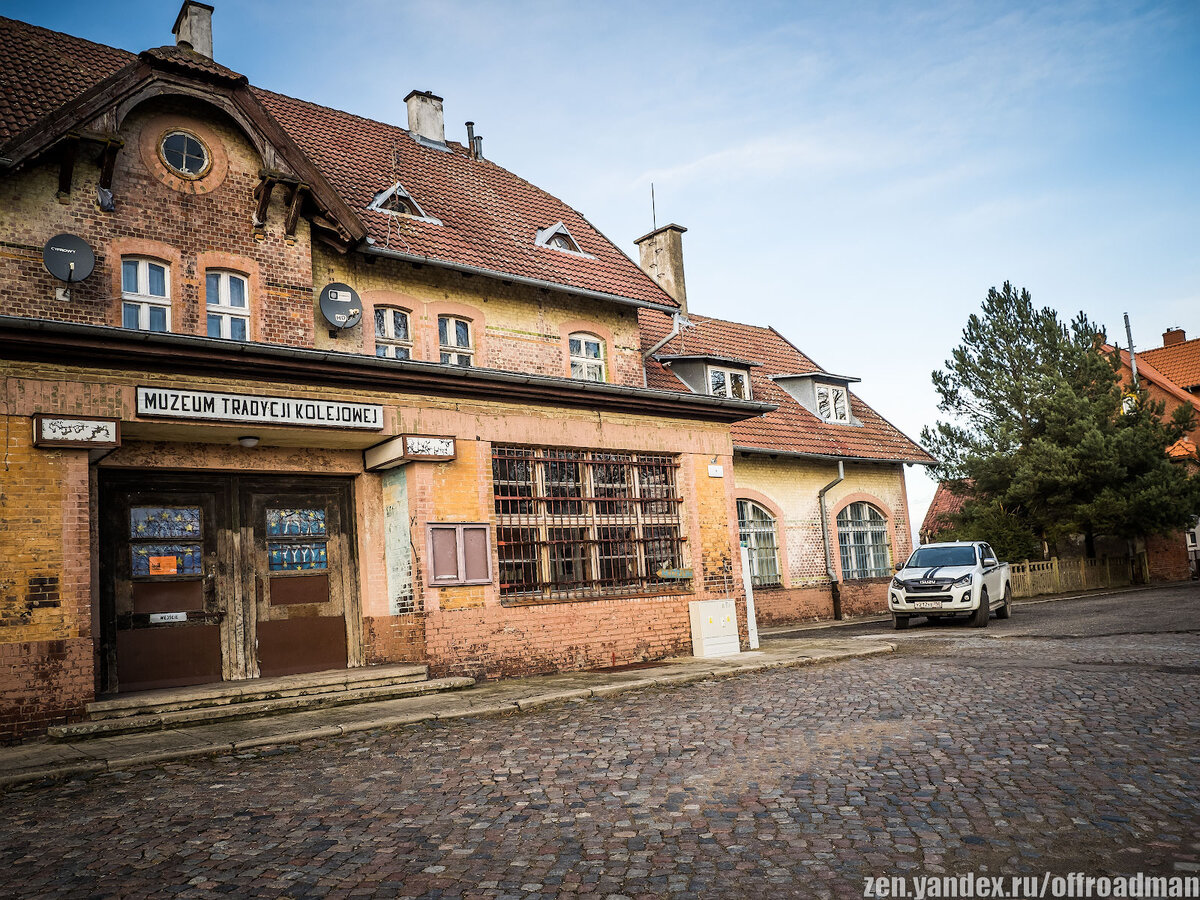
[
  {"xmin": 101, "ymin": 479, "xmax": 230, "ymax": 693},
  {"xmin": 241, "ymin": 482, "xmax": 355, "ymax": 678}
]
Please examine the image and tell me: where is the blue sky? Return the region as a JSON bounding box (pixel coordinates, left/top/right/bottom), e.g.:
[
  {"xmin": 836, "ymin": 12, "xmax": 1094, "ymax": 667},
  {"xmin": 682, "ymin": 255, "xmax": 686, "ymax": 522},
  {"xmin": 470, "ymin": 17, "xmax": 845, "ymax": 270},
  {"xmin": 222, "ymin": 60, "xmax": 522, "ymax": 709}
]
[{"xmin": 9, "ymin": 0, "xmax": 1199, "ymax": 534}]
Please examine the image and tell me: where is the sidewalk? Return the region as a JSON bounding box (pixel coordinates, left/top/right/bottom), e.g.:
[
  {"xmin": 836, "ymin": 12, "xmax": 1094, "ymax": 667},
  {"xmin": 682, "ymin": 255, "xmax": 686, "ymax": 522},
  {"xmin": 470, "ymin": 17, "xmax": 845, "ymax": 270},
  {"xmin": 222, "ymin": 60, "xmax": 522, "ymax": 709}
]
[{"xmin": 0, "ymin": 633, "xmax": 894, "ymax": 788}]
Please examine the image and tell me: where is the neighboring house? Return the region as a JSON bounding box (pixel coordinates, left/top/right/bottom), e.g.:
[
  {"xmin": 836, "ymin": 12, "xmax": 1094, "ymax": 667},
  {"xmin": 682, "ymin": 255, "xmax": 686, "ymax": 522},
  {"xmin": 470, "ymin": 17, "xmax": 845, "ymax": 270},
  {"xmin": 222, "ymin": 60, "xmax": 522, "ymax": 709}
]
[
  {"xmin": 634, "ymin": 228, "xmax": 935, "ymax": 625},
  {"xmin": 0, "ymin": 6, "xmax": 777, "ymax": 740},
  {"xmin": 919, "ymin": 480, "xmax": 971, "ymax": 544}
]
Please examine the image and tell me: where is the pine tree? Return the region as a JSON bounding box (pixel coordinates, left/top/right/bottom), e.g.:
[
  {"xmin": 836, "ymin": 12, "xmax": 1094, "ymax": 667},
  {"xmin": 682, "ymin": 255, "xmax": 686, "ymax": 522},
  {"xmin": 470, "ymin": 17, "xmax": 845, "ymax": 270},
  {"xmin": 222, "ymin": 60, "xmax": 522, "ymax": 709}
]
[{"xmin": 922, "ymin": 282, "xmax": 1198, "ymax": 559}]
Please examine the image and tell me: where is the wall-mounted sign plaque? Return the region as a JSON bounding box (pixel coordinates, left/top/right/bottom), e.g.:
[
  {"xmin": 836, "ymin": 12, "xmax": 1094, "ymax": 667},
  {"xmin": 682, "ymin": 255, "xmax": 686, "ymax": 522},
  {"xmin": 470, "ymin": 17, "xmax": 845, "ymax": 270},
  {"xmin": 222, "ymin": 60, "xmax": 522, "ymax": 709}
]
[
  {"xmin": 364, "ymin": 434, "xmax": 457, "ymax": 471},
  {"xmin": 656, "ymin": 567, "xmax": 694, "ymax": 580},
  {"xmin": 33, "ymin": 415, "xmax": 121, "ymax": 449},
  {"xmin": 318, "ymin": 282, "xmax": 363, "ymax": 330},
  {"xmin": 136, "ymin": 387, "xmax": 384, "ymax": 431}
]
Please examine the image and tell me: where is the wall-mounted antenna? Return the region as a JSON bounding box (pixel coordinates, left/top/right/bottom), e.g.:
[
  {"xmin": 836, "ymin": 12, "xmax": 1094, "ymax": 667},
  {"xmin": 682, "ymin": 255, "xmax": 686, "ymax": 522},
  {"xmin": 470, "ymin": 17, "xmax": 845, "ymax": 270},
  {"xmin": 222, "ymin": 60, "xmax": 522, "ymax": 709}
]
[{"xmin": 651, "ymin": 182, "xmax": 657, "ymax": 230}]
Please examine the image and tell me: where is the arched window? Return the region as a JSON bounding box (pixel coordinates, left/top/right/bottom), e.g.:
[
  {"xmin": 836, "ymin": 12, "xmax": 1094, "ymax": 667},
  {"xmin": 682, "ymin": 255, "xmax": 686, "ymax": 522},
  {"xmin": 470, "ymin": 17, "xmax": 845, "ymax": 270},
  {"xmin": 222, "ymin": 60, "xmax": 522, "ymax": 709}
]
[
  {"xmin": 374, "ymin": 307, "xmax": 412, "ymax": 359},
  {"xmin": 837, "ymin": 502, "xmax": 891, "ymax": 579},
  {"xmin": 568, "ymin": 333, "xmax": 605, "ymax": 382},
  {"xmin": 737, "ymin": 499, "xmax": 781, "ymax": 587},
  {"xmin": 438, "ymin": 315, "xmax": 473, "ymax": 366},
  {"xmin": 121, "ymin": 256, "xmax": 171, "ymax": 332},
  {"xmin": 205, "ymin": 270, "xmax": 249, "ymax": 340}
]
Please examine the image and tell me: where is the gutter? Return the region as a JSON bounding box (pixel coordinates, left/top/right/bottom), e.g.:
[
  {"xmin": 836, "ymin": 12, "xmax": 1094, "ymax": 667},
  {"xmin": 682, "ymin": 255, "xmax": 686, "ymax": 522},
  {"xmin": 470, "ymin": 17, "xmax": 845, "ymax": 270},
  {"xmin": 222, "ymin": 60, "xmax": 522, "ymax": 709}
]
[
  {"xmin": 818, "ymin": 459, "xmax": 846, "ymax": 619},
  {"xmin": 733, "ymin": 444, "xmax": 936, "ymax": 468},
  {"xmin": 0, "ymin": 316, "xmax": 776, "ymax": 423},
  {"xmin": 361, "ymin": 243, "xmax": 680, "ymax": 316}
]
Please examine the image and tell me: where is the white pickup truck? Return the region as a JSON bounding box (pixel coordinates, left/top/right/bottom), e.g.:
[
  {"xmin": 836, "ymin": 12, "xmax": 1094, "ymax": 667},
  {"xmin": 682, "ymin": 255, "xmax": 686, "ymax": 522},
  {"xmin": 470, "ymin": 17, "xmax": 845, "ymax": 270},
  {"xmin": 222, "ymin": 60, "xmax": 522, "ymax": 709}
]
[{"xmin": 888, "ymin": 541, "xmax": 1012, "ymax": 629}]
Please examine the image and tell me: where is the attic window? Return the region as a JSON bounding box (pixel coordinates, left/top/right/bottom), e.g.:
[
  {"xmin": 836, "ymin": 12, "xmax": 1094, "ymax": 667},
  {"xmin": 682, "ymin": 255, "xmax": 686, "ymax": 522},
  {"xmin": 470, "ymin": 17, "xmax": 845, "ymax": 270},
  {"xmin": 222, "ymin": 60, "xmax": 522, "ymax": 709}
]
[
  {"xmin": 535, "ymin": 222, "xmax": 591, "ymax": 257},
  {"xmin": 708, "ymin": 366, "xmax": 751, "ymax": 400},
  {"xmin": 816, "ymin": 384, "xmax": 850, "ymax": 423},
  {"xmin": 368, "ymin": 182, "xmax": 431, "ymax": 219},
  {"xmin": 159, "ymin": 130, "xmax": 209, "ymax": 179}
]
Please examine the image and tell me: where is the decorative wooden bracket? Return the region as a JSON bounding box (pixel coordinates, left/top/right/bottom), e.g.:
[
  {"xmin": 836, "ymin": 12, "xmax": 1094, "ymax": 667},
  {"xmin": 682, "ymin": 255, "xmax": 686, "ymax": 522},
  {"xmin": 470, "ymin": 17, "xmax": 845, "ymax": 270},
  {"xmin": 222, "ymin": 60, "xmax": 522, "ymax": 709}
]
[
  {"xmin": 98, "ymin": 138, "xmax": 124, "ymax": 191},
  {"xmin": 284, "ymin": 183, "xmax": 308, "ymax": 237},
  {"xmin": 252, "ymin": 175, "xmax": 277, "ymax": 227},
  {"xmin": 57, "ymin": 135, "xmax": 80, "ymax": 202}
]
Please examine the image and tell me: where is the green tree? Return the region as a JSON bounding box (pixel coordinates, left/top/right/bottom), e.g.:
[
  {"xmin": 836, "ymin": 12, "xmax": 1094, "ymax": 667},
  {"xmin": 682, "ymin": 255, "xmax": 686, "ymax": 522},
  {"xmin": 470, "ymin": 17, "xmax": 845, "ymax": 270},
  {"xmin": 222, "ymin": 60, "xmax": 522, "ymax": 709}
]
[{"xmin": 922, "ymin": 281, "xmax": 1198, "ymax": 559}]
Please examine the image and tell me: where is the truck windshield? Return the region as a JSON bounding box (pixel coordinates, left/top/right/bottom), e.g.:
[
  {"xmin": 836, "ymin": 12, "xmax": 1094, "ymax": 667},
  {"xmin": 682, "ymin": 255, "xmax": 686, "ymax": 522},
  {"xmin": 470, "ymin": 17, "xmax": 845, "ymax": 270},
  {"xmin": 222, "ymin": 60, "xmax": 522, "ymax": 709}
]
[{"xmin": 906, "ymin": 546, "xmax": 977, "ymax": 567}]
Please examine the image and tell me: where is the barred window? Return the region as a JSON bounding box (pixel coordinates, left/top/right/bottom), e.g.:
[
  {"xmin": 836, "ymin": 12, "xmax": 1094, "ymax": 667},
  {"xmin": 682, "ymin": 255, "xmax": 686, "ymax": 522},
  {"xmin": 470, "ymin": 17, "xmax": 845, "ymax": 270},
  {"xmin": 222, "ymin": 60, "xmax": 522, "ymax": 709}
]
[
  {"xmin": 492, "ymin": 446, "xmax": 686, "ymax": 601},
  {"xmin": 737, "ymin": 499, "xmax": 781, "ymax": 587},
  {"xmin": 837, "ymin": 501, "xmax": 891, "ymax": 579}
]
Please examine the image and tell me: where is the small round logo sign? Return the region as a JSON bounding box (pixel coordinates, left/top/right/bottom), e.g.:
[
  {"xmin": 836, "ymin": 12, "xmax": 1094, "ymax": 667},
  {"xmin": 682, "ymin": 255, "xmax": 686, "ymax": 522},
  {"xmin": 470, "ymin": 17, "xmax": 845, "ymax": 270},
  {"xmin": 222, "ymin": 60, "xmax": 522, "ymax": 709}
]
[
  {"xmin": 42, "ymin": 233, "xmax": 95, "ymax": 283},
  {"xmin": 318, "ymin": 282, "xmax": 363, "ymax": 330}
]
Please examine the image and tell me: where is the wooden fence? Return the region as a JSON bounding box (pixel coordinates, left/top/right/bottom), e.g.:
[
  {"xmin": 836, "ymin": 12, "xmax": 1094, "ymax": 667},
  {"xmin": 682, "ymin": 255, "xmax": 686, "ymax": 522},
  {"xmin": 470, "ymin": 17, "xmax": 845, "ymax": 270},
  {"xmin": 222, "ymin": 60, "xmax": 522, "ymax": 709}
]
[{"xmin": 1009, "ymin": 554, "xmax": 1146, "ymax": 598}]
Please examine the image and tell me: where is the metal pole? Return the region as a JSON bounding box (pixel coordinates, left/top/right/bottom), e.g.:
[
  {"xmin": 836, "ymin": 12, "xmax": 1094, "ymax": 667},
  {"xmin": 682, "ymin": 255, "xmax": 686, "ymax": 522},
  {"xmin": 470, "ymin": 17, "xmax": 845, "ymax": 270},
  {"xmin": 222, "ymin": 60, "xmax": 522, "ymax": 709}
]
[{"xmin": 1124, "ymin": 312, "xmax": 1139, "ymax": 388}]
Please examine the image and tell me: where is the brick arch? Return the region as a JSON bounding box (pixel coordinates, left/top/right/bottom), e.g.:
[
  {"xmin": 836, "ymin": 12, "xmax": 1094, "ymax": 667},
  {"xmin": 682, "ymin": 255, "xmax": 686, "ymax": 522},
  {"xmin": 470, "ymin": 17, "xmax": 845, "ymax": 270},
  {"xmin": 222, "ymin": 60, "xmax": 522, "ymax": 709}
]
[
  {"xmin": 733, "ymin": 488, "xmax": 790, "ymax": 590},
  {"xmin": 361, "ymin": 290, "xmax": 419, "ymax": 358},
  {"xmin": 424, "ymin": 300, "xmax": 487, "ymax": 366},
  {"xmin": 558, "ymin": 319, "xmax": 616, "ymax": 381},
  {"xmin": 828, "ymin": 491, "xmax": 899, "ymax": 582}
]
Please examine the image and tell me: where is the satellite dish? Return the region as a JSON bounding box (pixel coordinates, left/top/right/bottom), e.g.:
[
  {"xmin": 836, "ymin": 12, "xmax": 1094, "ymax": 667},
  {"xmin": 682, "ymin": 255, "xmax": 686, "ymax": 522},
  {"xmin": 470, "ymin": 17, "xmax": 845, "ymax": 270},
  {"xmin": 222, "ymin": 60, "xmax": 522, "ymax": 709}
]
[
  {"xmin": 42, "ymin": 234, "xmax": 95, "ymax": 283},
  {"xmin": 318, "ymin": 282, "xmax": 363, "ymax": 330}
]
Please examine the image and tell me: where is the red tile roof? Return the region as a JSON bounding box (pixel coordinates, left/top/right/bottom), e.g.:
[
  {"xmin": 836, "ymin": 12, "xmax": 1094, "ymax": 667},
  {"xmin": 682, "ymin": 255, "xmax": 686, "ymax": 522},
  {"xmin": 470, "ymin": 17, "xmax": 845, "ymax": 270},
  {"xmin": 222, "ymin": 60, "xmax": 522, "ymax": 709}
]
[
  {"xmin": 1106, "ymin": 345, "xmax": 1198, "ymax": 408},
  {"xmin": 920, "ymin": 480, "xmax": 972, "ymax": 540},
  {"xmin": 1139, "ymin": 335, "xmax": 1200, "ymax": 392},
  {"xmin": 639, "ymin": 310, "xmax": 935, "ymax": 465},
  {"xmin": 0, "ymin": 16, "xmax": 677, "ymax": 309}
]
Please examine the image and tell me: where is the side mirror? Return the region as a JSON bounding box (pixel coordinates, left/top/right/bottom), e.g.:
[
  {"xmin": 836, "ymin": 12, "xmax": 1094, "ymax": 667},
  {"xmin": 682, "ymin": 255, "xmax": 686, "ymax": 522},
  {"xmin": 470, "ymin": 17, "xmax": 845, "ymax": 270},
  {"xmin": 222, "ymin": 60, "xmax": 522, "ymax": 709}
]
[
  {"xmin": 894, "ymin": 561, "xmax": 904, "ymax": 571},
  {"xmin": 984, "ymin": 558, "xmax": 997, "ymax": 566}
]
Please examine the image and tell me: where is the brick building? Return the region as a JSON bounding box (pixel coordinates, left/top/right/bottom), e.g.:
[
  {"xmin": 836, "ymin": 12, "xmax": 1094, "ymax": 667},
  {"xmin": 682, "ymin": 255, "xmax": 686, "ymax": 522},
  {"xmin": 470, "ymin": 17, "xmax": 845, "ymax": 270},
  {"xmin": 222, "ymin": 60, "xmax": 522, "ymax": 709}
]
[
  {"xmin": 0, "ymin": 5, "xmax": 781, "ymax": 740},
  {"xmin": 633, "ymin": 228, "xmax": 935, "ymax": 626}
]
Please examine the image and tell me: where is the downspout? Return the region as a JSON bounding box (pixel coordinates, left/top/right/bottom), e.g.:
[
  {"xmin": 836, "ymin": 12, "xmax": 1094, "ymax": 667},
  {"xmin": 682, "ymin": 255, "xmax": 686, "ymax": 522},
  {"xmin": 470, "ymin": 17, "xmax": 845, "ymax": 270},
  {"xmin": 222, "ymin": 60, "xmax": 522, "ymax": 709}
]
[
  {"xmin": 641, "ymin": 312, "xmax": 689, "ymax": 388},
  {"xmin": 818, "ymin": 460, "xmax": 846, "ymax": 619}
]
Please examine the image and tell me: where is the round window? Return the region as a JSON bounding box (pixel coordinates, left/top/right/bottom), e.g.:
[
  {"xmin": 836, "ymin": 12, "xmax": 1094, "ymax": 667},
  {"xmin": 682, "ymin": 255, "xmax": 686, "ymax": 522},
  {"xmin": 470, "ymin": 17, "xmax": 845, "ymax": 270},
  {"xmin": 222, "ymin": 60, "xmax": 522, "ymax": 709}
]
[{"xmin": 160, "ymin": 131, "xmax": 210, "ymax": 178}]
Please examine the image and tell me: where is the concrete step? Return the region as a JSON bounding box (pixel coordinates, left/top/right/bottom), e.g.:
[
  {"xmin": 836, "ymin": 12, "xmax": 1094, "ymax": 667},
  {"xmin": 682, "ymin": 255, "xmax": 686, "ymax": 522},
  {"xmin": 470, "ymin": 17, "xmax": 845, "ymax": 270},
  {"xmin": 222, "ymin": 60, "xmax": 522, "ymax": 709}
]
[
  {"xmin": 50, "ymin": 675, "xmax": 475, "ymax": 741},
  {"xmin": 86, "ymin": 664, "xmax": 431, "ymax": 720}
]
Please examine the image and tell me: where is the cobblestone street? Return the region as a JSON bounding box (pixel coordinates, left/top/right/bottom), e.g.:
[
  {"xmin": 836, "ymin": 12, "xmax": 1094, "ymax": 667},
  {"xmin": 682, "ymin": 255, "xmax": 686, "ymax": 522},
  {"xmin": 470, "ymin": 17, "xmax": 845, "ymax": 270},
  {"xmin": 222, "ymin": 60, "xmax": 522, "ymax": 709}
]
[{"xmin": 3, "ymin": 586, "xmax": 1197, "ymax": 899}]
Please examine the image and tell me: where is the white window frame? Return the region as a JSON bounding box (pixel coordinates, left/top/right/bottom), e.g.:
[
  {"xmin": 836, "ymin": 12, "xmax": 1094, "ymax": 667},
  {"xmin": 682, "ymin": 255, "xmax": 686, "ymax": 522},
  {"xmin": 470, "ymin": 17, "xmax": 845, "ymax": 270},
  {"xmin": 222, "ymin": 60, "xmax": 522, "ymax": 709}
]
[
  {"xmin": 837, "ymin": 501, "xmax": 892, "ymax": 579},
  {"xmin": 374, "ymin": 306, "xmax": 413, "ymax": 359},
  {"xmin": 121, "ymin": 257, "xmax": 171, "ymax": 333},
  {"xmin": 205, "ymin": 270, "xmax": 250, "ymax": 341},
  {"xmin": 439, "ymin": 315, "xmax": 474, "ymax": 367},
  {"xmin": 737, "ymin": 499, "xmax": 781, "ymax": 587},
  {"xmin": 568, "ymin": 333, "xmax": 606, "ymax": 383},
  {"xmin": 816, "ymin": 384, "xmax": 851, "ymax": 423},
  {"xmin": 708, "ymin": 365, "xmax": 751, "ymax": 400}
]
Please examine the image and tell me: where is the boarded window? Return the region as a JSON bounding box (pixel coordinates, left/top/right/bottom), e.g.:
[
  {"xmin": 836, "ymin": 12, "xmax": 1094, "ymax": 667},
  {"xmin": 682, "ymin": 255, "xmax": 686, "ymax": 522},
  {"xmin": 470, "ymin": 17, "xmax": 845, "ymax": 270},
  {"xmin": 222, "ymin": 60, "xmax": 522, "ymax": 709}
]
[{"xmin": 427, "ymin": 523, "xmax": 492, "ymax": 586}]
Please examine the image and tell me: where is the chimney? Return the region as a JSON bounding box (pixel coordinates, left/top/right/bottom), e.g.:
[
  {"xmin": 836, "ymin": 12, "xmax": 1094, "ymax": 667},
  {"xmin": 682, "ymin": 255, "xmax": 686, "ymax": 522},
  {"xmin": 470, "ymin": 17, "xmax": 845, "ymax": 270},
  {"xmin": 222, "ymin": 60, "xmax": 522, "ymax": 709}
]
[
  {"xmin": 405, "ymin": 90, "xmax": 445, "ymax": 145},
  {"xmin": 1163, "ymin": 327, "xmax": 1186, "ymax": 347},
  {"xmin": 634, "ymin": 224, "xmax": 688, "ymax": 313},
  {"xmin": 173, "ymin": 1, "xmax": 214, "ymax": 59}
]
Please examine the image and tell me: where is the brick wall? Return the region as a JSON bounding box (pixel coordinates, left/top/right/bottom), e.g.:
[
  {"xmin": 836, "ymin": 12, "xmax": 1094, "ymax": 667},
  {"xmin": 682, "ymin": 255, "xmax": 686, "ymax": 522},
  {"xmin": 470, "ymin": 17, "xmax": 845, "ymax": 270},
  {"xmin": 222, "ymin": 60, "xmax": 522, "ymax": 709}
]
[
  {"xmin": 1145, "ymin": 531, "xmax": 1191, "ymax": 583},
  {"xmin": 0, "ymin": 638, "xmax": 93, "ymax": 743},
  {"xmin": 838, "ymin": 578, "xmax": 891, "ymax": 617},
  {"xmin": 752, "ymin": 586, "xmax": 833, "ymax": 626}
]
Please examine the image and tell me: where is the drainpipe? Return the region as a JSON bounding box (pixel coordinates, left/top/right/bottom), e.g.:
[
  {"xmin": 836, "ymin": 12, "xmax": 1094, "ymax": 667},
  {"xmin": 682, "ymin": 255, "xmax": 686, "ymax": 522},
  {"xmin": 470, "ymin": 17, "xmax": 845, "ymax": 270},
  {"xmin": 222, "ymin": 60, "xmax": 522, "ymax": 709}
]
[
  {"xmin": 641, "ymin": 311, "xmax": 690, "ymax": 387},
  {"xmin": 818, "ymin": 460, "xmax": 845, "ymax": 619}
]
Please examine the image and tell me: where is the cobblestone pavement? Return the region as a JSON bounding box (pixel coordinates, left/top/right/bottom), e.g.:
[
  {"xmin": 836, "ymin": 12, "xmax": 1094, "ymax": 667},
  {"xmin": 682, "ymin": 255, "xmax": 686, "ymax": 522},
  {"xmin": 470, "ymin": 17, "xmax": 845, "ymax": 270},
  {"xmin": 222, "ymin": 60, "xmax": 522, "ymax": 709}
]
[{"xmin": 3, "ymin": 585, "xmax": 1197, "ymax": 899}]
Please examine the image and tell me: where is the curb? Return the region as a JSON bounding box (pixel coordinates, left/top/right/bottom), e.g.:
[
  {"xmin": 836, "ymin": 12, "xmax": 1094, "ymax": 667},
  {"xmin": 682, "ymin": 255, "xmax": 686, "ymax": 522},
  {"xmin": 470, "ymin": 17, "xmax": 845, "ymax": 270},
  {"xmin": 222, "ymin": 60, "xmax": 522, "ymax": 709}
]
[{"xmin": 0, "ymin": 643, "xmax": 893, "ymax": 789}]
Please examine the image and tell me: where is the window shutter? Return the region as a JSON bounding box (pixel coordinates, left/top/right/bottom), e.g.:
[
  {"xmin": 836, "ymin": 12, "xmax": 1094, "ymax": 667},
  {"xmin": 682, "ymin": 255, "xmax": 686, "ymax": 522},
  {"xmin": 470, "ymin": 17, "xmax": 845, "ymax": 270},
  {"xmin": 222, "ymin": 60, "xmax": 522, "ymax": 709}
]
[
  {"xmin": 462, "ymin": 526, "xmax": 491, "ymax": 582},
  {"xmin": 430, "ymin": 527, "xmax": 460, "ymax": 581}
]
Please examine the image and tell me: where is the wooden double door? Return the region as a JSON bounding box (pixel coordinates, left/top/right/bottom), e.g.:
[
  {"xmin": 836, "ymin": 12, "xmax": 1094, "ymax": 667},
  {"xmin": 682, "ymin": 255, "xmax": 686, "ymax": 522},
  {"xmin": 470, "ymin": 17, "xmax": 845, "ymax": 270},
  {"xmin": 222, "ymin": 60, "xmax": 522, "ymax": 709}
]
[{"xmin": 99, "ymin": 473, "xmax": 361, "ymax": 693}]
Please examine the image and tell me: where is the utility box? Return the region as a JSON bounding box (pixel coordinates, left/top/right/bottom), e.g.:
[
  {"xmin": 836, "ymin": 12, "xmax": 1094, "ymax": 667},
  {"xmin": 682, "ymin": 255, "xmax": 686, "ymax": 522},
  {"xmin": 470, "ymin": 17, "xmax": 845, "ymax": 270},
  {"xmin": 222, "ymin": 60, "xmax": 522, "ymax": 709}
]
[{"xmin": 688, "ymin": 599, "xmax": 741, "ymax": 658}]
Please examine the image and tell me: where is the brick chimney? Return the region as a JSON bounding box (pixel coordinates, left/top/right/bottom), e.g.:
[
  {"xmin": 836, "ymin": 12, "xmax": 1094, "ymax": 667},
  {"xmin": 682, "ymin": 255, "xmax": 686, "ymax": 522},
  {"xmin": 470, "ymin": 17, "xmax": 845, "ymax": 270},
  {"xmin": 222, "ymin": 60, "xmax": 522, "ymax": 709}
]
[
  {"xmin": 634, "ymin": 224, "xmax": 688, "ymax": 313},
  {"xmin": 1163, "ymin": 327, "xmax": 1186, "ymax": 347},
  {"xmin": 405, "ymin": 91, "xmax": 445, "ymax": 145},
  {"xmin": 173, "ymin": 1, "xmax": 214, "ymax": 59}
]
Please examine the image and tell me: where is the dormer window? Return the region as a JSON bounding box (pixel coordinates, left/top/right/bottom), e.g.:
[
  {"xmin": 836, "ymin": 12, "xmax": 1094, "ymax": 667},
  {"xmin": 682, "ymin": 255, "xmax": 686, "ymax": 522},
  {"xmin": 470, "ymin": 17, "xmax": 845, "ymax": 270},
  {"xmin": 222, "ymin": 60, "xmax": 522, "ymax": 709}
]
[
  {"xmin": 535, "ymin": 221, "xmax": 590, "ymax": 257},
  {"xmin": 708, "ymin": 365, "xmax": 751, "ymax": 400},
  {"xmin": 368, "ymin": 182, "xmax": 436, "ymax": 221},
  {"xmin": 816, "ymin": 384, "xmax": 850, "ymax": 423}
]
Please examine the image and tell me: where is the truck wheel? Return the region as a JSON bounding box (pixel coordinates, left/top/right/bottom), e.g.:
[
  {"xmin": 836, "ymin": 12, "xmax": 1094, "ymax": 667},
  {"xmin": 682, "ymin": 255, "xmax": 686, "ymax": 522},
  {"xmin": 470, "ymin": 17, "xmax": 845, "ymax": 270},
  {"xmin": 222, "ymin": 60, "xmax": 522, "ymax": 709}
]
[
  {"xmin": 892, "ymin": 613, "xmax": 911, "ymax": 630},
  {"xmin": 970, "ymin": 588, "xmax": 990, "ymax": 628},
  {"xmin": 996, "ymin": 584, "xmax": 1013, "ymax": 619}
]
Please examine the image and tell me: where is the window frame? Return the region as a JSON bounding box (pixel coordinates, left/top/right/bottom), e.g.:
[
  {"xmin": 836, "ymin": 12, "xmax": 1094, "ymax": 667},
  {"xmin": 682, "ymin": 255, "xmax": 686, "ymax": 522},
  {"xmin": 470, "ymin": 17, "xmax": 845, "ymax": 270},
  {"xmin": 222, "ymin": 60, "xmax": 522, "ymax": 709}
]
[
  {"xmin": 374, "ymin": 306, "xmax": 413, "ymax": 359},
  {"xmin": 737, "ymin": 499, "xmax": 782, "ymax": 588},
  {"xmin": 707, "ymin": 365, "xmax": 752, "ymax": 400},
  {"xmin": 492, "ymin": 446, "xmax": 687, "ymax": 602},
  {"xmin": 121, "ymin": 256, "xmax": 172, "ymax": 333},
  {"xmin": 438, "ymin": 315, "xmax": 474, "ymax": 367},
  {"xmin": 426, "ymin": 523, "xmax": 493, "ymax": 586},
  {"xmin": 815, "ymin": 383, "xmax": 851, "ymax": 423},
  {"xmin": 836, "ymin": 501, "xmax": 892, "ymax": 579},
  {"xmin": 205, "ymin": 269, "xmax": 250, "ymax": 341},
  {"xmin": 158, "ymin": 129, "xmax": 211, "ymax": 180},
  {"xmin": 568, "ymin": 332, "xmax": 606, "ymax": 383}
]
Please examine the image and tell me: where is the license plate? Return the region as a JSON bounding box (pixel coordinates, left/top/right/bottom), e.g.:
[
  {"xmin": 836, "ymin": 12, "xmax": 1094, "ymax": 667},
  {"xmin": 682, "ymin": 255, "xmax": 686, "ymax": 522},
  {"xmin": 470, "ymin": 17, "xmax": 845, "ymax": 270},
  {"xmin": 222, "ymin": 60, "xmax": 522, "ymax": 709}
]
[{"xmin": 914, "ymin": 601, "xmax": 943, "ymax": 610}]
